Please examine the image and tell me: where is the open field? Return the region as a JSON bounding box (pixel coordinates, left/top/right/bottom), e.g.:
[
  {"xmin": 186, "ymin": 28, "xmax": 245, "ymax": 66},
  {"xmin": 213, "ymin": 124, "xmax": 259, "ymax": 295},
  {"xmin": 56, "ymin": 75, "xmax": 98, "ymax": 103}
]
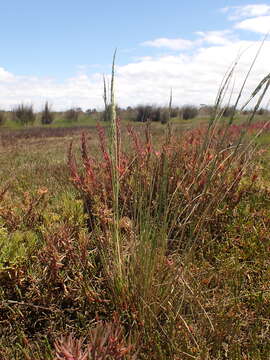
[{"xmin": 0, "ymin": 114, "xmax": 270, "ymax": 359}]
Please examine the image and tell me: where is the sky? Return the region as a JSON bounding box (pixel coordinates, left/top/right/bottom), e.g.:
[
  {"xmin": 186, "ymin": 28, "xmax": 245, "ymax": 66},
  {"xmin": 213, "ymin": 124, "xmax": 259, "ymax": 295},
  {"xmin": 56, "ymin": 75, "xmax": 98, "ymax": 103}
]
[{"xmin": 0, "ymin": 0, "xmax": 269, "ymax": 110}]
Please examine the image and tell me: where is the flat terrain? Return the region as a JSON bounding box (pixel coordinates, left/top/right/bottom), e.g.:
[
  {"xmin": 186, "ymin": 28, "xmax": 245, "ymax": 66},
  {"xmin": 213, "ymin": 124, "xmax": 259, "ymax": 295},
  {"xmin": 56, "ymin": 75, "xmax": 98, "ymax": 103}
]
[{"xmin": 1, "ymin": 118, "xmax": 270, "ymax": 359}]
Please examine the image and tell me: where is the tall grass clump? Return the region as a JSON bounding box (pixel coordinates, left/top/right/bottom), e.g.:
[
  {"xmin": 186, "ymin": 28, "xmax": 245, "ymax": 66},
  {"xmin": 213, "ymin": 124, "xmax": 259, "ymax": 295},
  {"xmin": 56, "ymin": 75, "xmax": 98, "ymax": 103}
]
[
  {"xmin": 41, "ymin": 101, "xmax": 54, "ymax": 125},
  {"xmin": 67, "ymin": 49, "xmax": 270, "ymax": 357},
  {"xmin": 12, "ymin": 104, "xmax": 35, "ymax": 125}
]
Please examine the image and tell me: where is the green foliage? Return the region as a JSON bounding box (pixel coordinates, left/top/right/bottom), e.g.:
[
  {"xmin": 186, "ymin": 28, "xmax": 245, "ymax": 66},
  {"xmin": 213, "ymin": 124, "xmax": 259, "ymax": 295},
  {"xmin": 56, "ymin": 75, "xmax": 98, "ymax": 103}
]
[
  {"xmin": 12, "ymin": 104, "xmax": 35, "ymax": 125},
  {"xmin": 0, "ymin": 226, "xmax": 37, "ymax": 269},
  {"xmin": 44, "ymin": 192, "xmax": 87, "ymax": 235}
]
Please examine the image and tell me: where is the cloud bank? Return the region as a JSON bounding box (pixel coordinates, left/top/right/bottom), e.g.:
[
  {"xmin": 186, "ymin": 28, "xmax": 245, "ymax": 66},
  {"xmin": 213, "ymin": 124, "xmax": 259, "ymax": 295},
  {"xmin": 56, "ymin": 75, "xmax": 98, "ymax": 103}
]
[{"xmin": 0, "ymin": 3, "xmax": 270, "ymax": 111}]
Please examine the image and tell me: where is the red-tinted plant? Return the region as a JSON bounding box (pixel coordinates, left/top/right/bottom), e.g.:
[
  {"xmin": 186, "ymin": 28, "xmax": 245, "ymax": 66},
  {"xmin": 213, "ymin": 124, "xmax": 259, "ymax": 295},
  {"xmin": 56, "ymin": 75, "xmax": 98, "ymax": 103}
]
[
  {"xmin": 54, "ymin": 321, "xmax": 136, "ymax": 360},
  {"xmin": 68, "ymin": 121, "xmax": 256, "ymax": 251}
]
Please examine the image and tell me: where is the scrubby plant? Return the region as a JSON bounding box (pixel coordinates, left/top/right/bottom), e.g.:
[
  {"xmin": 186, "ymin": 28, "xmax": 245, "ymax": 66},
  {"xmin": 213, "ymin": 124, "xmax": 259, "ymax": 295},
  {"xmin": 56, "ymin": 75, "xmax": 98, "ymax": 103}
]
[
  {"xmin": 135, "ymin": 105, "xmax": 162, "ymax": 122},
  {"xmin": 198, "ymin": 104, "xmax": 216, "ymax": 117},
  {"xmin": 68, "ymin": 116, "xmax": 260, "ymax": 358},
  {"xmin": 170, "ymin": 107, "xmax": 179, "ymax": 118},
  {"xmin": 64, "ymin": 108, "xmax": 79, "ymax": 122},
  {"xmin": 180, "ymin": 104, "xmax": 198, "ymax": 120},
  {"xmin": 41, "ymin": 101, "xmax": 54, "ymax": 125},
  {"xmin": 0, "ymin": 227, "xmax": 37, "ymax": 270},
  {"xmin": 135, "ymin": 105, "xmax": 151, "ymax": 122},
  {"xmin": 257, "ymin": 107, "xmax": 269, "ymax": 115},
  {"xmin": 222, "ymin": 105, "xmax": 235, "ymax": 117},
  {"xmin": 66, "ymin": 53, "xmax": 270, "ymax": 358},
  {"xmin": 159, "ymin": 108, "xmax": 170, "ymax": 124},
  {"xmin": 54, "ymin": 321, "xmax": 136, "ymax": 360},
  {"xmin": 12, "ymin": 104, "xmax": 35, "ymax": 125}
]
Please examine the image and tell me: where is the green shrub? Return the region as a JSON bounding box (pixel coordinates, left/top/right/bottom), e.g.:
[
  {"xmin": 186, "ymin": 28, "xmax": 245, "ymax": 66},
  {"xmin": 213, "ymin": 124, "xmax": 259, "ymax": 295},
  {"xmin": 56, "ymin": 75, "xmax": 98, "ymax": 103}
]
[
  {"xmin": 222, "ymin": 105, "xmax": 235, "ymax": 117},
  {"xmin": 41, "ymin": 101, "xmax": 54, "ymax": 125},
  {"xmin": 0, "ymin": 226, "xmax": 37, "ymax": 269},
  {"xmin": 160, "ymin": 108, "xmax": 170, "ymax": 124},
  {"xmin": 12, "ymin": 104, "xmax": 35, "ymax": 125},
  {"xmin": 170, "ymin": 107, "xmax": 179, "ymax": 118},
  {"xmin": 180, "ymin": 105, "xmax": 198, "ymax": 120},
  {"xmin": 135, "ymin": 105, "xmax": 162, "ymax": 122}
]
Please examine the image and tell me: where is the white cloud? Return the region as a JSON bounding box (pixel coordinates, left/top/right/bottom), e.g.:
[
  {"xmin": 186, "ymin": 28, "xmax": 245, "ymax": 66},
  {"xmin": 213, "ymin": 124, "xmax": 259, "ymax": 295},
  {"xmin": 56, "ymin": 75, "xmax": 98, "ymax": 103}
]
[
  {"xmin": 222, "ymin": 4, "xmax": 270, "ymax": 20},
  {"xmin": 235, "ymin": 15, "xmax": 270, "ymax": 34},
  {"xmin": 0, "ymin": 67, "xmax": 15, "ymax": 83},
  {"xmin": 141, "ymin": 37, "xmax": 194, "ymax": 50},
  {"xmin": 142, "ymin": 31, "xmax": 236, "ymax": 52},
  {"xmin": 0, "ymin": 40, "xmax": 270, "ymax": 111},
  {"xmin": 1, "ymin": 7, "xmax": 270, "ymax": 111},
  {"xmin": 0, "ymin": 71, "xmax": 105, "ymax": 111},
  {"xmin": 196, "ymin": 30, "xmax": 236, "ymax": 45},
  {"xmin": 115, "ymin": 40, "xmax": 270, "ymax": 108}
]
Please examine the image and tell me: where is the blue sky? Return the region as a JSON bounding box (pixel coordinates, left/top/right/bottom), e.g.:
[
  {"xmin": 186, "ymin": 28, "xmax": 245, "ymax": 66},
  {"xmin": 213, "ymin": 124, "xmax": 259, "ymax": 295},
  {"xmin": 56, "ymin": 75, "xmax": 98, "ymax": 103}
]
[{"xmin": 0, "ymin": 1, "xmax": 269, "ymax": 110}]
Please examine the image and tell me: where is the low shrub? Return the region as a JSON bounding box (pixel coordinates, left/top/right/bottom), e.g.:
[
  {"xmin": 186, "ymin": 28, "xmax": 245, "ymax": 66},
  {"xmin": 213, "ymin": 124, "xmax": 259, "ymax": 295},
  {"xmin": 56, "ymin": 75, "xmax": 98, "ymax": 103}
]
[
  {"xmin": 160, "ymin": 108, "xmax": 170, "ymax": 124},
  {"xmin": 180, "ymin": 105, "xmax": 198, "ymax": 120},
  {"xmin": 64, "ymin": 108, "xmax": 79, "ymax": 122},
  {"xmin": 222, "ymin": 105, "xmax": 235, "ymax": 118},
  {"xmin": 170, "ymin": 107, "xmax": 179, "ymax": 118},
  {"xmin": 135, "ymin": 105, "xmax": 162, "ymax": 122},
  {"xmin": 257, "ymin": 107, "xmax": 269, "ymax": 116},
  {"xmin": 12, "ymin": 104, "xmax": 35, "ymax": 125}
]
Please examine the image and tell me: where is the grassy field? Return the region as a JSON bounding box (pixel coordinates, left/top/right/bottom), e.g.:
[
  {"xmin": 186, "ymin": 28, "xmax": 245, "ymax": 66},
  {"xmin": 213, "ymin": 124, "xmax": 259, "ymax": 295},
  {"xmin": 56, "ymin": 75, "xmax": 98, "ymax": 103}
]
[{"xmin": 0, "ymin": 112, "xmax": 270, "ymax": 359}]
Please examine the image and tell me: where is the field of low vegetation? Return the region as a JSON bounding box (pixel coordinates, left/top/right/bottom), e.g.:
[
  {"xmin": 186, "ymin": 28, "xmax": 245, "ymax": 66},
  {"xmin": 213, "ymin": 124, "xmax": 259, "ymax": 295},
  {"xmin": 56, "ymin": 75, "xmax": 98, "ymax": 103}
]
[{"xmin": 1, "ymin": 61, "xmax": 270, "ymax": 359}]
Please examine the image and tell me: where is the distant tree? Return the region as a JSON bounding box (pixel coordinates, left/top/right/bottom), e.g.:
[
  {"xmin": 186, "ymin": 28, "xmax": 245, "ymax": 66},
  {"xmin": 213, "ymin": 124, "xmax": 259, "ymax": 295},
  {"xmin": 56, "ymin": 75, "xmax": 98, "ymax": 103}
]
[
  {"xmin": 160, "ymin": 108, "xmax": 170, "ymax": 124},
  {"xmin": 12, "ymin": 104, "xmax": 35, "ymax": 125},
  {"xmin": 222, "ymin": 106, "xmax": 235, "ymax": 118},
  {"xmin": 41, "ymin": 102, "xmax": 54, "ymax": 125},
  {"xmin": 180, "ymin": 105, "xmax": 198, "ymax": 120},
  {"xmin": 0, "ymin": 111, "xmax": 5, "ymax": 126},
  {"xmin": 86, "ymin": 108, "xmax": 98, "ymax": 115},
  {"xmin": 199, "ymin": 105, "xmax": 215, "ymax": 117},
  {"xmin": 135, "ymin": 105, "xmax": 162, "ymax": 122},
  {"xmin": 170, "ymin": 107, "xmax": 179, "ymax": 118},
  {"xmin": 257, "ymin": 107, "xmax": 268, "ymax": 116}
]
